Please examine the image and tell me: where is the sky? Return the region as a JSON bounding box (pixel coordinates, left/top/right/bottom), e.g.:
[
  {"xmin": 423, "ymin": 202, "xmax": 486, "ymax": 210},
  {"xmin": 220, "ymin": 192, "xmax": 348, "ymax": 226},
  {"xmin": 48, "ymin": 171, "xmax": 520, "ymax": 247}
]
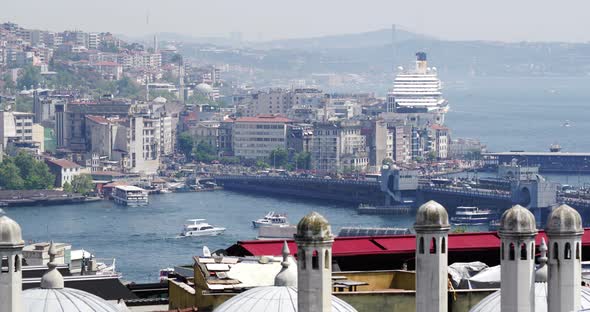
[{"xmin": 1, "ymin": 0, "xmax": 589, "ymax": 42}]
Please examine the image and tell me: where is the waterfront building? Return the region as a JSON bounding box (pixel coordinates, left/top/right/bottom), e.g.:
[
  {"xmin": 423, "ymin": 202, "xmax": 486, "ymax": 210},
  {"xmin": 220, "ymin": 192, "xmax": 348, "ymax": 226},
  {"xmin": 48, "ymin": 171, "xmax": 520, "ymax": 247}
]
[
  {"xmin": 427, "ymin": 124, "xmax": 450, "ymax": 159},
  {"xmin": 233, "ymin": 115, "xmax": 292, "ymax": 160},
  {"xmin": 45, "ymin": 158, "xmax": 85, "ymax": 187},
  {"xmin": 0, "ymin": 111, "xmax": 44, "ymax": 155},
  {"xmin": 244, "ymin": 88, "xmax": 325, "ymax": 117},
  {"xmin": 311, "ymin": 120, "xmax": 369, "ymax": 173}
]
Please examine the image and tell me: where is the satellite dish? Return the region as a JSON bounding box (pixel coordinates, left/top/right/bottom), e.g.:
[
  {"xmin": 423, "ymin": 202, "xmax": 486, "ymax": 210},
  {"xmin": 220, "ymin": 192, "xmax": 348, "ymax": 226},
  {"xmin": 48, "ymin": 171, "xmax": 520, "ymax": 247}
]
[{"xmin": 203, "ymin": 246, "xmax": 211, "ymax": 257}]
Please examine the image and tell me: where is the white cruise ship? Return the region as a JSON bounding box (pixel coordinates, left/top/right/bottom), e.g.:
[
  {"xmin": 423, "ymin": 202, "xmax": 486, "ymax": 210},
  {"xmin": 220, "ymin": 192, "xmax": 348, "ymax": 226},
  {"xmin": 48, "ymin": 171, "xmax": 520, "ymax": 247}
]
[{"xmin": 387, "ymin": 52, "xmax": 448, "ymax": 113}]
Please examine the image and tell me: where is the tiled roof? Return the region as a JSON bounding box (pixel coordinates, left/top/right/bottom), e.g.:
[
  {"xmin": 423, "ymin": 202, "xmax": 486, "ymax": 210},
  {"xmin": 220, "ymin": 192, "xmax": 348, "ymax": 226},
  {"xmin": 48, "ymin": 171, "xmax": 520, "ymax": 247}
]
[{"xmin": 46, "ymin": 158, "xmax": 81, "ymax": 169}]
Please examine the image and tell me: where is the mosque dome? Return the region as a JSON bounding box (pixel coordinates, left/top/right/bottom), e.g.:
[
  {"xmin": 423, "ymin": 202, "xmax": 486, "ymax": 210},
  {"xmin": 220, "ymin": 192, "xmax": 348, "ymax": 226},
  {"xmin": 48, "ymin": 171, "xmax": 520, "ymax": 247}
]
[
  {"xmin": 295, "ymin": 211, "xmax": 332, "ymax": 241},
  {"xmin": 153, "ymin": 96, "xmax": 167, "ymax": 104},
  {"xmin": 546, "ymin": 204, "xmax": 583, "ymax": 236},
  {"xmin": 196, "ymin": 83, "xmax": 214, "ymax": 94},
  {"xmin": 468, "ymin": 283, "xmax": 590, "ymax": 312},
  {"xmin": 22, "ymin": 241, "xmax": 122, "ymax": 312},
  {"xmin": 213, "ymin": 286, "xmax": 357, "ymax": 312},
  {"xmin": 414, "ymin": 200, "xmax": 450, "ymax": 230},
  {"xmin": 0, "ymin": 209, "xmax": 24, "ymax": 247},
  {"xmin": 22, "ymin": 288, "xmax": 122, "ymax": 312},
  {"xmin": 499, "ymin": 205, "xmax": 537, "ymax": 236}
]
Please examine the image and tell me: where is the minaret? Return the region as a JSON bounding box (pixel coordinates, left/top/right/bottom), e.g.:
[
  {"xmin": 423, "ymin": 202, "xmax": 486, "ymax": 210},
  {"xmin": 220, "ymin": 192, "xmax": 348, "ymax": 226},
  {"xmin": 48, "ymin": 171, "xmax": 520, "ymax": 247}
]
[
  {"xmin": 546, "ymin": 204, "xmax": 583, "ymax": 312},
  {"xmin": 0, "ymin": 209, "xmax": 24, "ymax": 312},
  {"xmin": 498, "ymin": 205, "xmax": 537, "ymax": 312},
  {"xmin": 413, "ymin": 200, "xmax": 450, "ymax": 312},
  {"xmin": 294, "ymin": 211, "xmax": 334, "ymax": 312}
]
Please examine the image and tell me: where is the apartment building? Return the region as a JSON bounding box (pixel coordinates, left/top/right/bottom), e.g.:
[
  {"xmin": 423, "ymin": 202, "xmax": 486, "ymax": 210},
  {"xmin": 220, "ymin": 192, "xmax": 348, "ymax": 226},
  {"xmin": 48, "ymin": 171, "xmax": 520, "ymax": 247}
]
[
  {"xmin": 233, "ymin": 115, "xmax": 291, "ymax": 159},
  {"xmin": 245, "ymin": 88, "xmax": 325, "ymax": 117},
  {"xmin": 312, "ymin": 120, "xmax": 368, "ymax": 173}
]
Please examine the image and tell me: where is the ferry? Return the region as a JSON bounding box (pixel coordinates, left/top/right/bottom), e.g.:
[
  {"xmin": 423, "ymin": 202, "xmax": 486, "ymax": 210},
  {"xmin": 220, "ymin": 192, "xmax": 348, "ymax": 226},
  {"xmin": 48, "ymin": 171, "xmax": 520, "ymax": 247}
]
[
  {"xmin": 180, "ymin": 219, "xmax": 226, "ymax": 237},
  {"xmin": 112, "ymin": 185, "xmax": 148, "ymax": 206},
  {"xmin": 451, "ymin": 206, "xmax": 494, "ymax": 225},
  {"xmin": 252, "ymin": 211, "xmax": 289, "ymax": 228},
  {"xmin": 387, "ymin": 52, "xmax": 449, "ymax": 115}
]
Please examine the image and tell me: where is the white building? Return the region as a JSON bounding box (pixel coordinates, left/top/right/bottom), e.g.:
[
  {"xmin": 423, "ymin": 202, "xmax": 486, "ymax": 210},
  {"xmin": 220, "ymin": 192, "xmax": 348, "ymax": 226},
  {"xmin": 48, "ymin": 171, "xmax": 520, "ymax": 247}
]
[
  {"xmin": 312, "ymin": 121, "xmax": 368, "ymax": 173},
  {"xmin": 45, "ymin": 158, "xmax": 84, "ymax": 187},
  {"xmin": 233, "ymin": 115, "xmax": 291, "ymax": 160}
]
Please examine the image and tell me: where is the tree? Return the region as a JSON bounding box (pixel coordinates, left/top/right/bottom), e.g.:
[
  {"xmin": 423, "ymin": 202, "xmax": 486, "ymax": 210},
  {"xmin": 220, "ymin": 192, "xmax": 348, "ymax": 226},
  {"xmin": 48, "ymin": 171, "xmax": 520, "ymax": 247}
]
[
  {"xmin": 63, "ymin": 182, "xmax": 73, "ymax": 193},
  {"xmin": 12, "ymin": 151, "xmax": 54, "ymax": 189},
  {"xmin": 0, "ymin": 161, "xmax": 24, "ymax": 189},
  {"xmin": 177, "ymin": 132, "xmax": 194, "ymax": 160},
  {"xmin": 294, "ymin": 152, "xmax": 312, "ymax": 170},
  {"xmin": 269, "ymin": 147, "xmax": 289, "ymax": 168},
  {"xmin": 2, "ymin": 73, "xmax": 15, "ymax": 92},
  {"xmin": 220, "ymin": 157, "xmax": 240, "ymax": 165},
  {"xmin": 256, "ymin": 159, "xmax": 269, "ymax": 169},
  {"xmin": 116, "ymin": 77, "xmax": 141, "ymax": 98},
  {"xmin": 71, "ymin": 174, "xmax": 93, "ymax": 194},
  {"xmin": 426, "ymin": 151, "xmax": 437, "ymax": 162},
  {"xmin": 193, "ymin": 141, "xmax": 217, "ymax": 163},
  {"xmin": 17, "ymin": 65, "xmax": 41, "ymax": 90}
]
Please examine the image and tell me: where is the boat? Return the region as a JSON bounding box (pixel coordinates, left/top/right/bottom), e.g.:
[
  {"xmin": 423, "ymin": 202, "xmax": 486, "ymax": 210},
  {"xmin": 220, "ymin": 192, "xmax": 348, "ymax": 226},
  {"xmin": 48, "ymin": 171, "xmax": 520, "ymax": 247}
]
[
  {"xmin": 451, "ymin": 206, "xmax": 494, "ymax": 225},
  {"xmin": 388, "ymin": 52, "xmax": 449, "ymax": 116},
  {"xmin": 180, "ymin": 219, "xmax": 226, "ymax": 237},
  {"xmin": 488, "ymin": 219, "xmax": 501, "ymax": 231},
  {"xmin": 252, "ymin": 212, "xmax": 289, "ymax": 228},
  {"xmin": 112, "ymin": 185, "xmax": 148, "ymax": 206}
]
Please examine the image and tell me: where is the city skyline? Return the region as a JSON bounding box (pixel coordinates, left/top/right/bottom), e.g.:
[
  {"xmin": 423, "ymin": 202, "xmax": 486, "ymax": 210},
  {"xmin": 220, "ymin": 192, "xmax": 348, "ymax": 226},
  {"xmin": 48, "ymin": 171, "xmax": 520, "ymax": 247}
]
[{"xmin": 2, "ymin": 0, "xmax": 590, "ymax": 42}]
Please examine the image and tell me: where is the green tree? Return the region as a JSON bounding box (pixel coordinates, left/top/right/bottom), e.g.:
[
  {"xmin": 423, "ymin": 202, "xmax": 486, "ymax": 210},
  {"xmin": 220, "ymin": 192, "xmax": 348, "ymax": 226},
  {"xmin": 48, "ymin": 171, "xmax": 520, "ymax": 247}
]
[
  {"xmin": 17, "ymin": 65, "xmax": 41, "ymax": 90},
  {"xmin": 193, "ymin": 141, "xmax": 217, "ymax": 163},
  {"xmin": 15, "ymin": 96, "xmax": 33, "ymax": 112},
  {"xmin": 426, "ymin": 151, "xmax": 437, "ymax": 161},
  {"xmin": 0, "ymin": 161, "xmax": 24, "ymax": 189},
  {"xmin": 71, "ymin": 174, "xmax": 93, "ymax": 194},
  {"xmin": 256, "ymin": 159, "xmax": 269, "ymax": 169},
  {"xmin": 2, "ymin": 73, "xmax": 15, "ymax": 92},
  {"xmin": 63, "ymin": 182, "xmax": 73, "ymax": 193},
  {"xmin": 294, "ymin": 152, "xmax": 312, "ymax": 170},
  {"xmin": 12, "ymin": 152, "xmax": 55, "ymax": 189},
  {"xmin": 177, "ymin": 132, "xmax": 194, "ymax": 160},
  {"xmin": 116, "ymin": 77, "xmax": 141, "ymax": 98},
  {"xmin": 220, "ymin": 157, "xmax": 240, "ymax": 165},
  {"xmin": 269, "ymin": 147, "xmax": 289, "ymax": 168},
  {"xmin": 150, "ymin": 90, "xmax": 177, "ymax": 102}
]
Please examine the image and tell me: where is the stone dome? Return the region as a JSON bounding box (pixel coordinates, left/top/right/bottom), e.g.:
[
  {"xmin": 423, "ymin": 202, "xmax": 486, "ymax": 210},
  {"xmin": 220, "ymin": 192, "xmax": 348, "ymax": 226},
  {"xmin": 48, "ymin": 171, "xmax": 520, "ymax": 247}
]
[
  {"xmin": 498, "ymin": 205, "xmax": 537, "ymax": 236},
  {"xmin": 153, "ymin": 96, "xmax": 167, "ymax": 104},
  {"xmin": 213, "ymin": 286, "xmax": 357, "ymax": 312},
  {"xmin": 22, "ymin": 288, "xmax": 122, "ymax": 312},
  {"xmin": 546, "ymin": 204, "xmax": 583, "ymax": 236},
  {"xmin": 414, "ymin": 200, "xmax": 450, "ymax": 230},
  {"xmin": 468, "ymin": 282, "xmax": 590, "ymax": 312},
  {"xmin": 295, "ymin": 211, "xmax": 332, "ymax": 241},
  {"xmin": 0, "ymin": 209, "xmax": 24, "ymax": 247},
  {"xmin": 196, "ymin": 83, "xmax": 214, "ymax": 94}
]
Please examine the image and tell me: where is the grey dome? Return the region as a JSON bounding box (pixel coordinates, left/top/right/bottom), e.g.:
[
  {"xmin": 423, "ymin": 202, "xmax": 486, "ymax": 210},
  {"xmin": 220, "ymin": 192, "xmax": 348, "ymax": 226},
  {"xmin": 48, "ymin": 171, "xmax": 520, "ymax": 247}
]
[
  {"xmin": 22, "ymin": 287, "xmax": 121, "ymax": 312},
  {"xmin": 0, "ymin": 209, "xmax": 24, "ymax": 247},
  {"xmin": 414, "ymin": 200, "xmax": 450, "ymax": 230},
  {"xmin": 295, "ymin": 211, "xmax": 332, "ymax": 241},
  {"xmin": 468, "ymin": 282, "xmax": 590, "ymax": 312},
  {"xmin": 499, "ymin": 205, "xmax": 537, "ymax": 236},
  {"xmin": 213, "ymin": 286, "xmax": 357, "ymax": 312},
  {"xmin": 546, "ymin": 204, "xmax": 583, "ymax": 236},
  {"xmin": 196, "ymin": 83, "xmax": 214, "ymax": 93}
]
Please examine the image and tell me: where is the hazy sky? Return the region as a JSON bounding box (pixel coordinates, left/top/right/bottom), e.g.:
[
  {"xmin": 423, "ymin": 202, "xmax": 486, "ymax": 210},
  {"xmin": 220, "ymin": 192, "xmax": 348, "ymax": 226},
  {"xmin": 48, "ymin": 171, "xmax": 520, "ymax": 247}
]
[{"xmin": 2, "ymin": 0, "xmax": 589, "ymax": 42}]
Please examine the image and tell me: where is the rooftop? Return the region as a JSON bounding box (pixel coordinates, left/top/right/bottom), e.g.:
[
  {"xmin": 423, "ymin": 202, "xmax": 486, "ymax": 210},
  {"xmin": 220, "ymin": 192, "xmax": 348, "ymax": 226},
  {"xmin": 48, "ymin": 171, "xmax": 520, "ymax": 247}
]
[
  {"xmin": 45, "ymin": 158, "xmax": 81, "ymax": 169},
  {"xmin": 235, "ymin": 115, "xmax": 292, "ymax": 123}
]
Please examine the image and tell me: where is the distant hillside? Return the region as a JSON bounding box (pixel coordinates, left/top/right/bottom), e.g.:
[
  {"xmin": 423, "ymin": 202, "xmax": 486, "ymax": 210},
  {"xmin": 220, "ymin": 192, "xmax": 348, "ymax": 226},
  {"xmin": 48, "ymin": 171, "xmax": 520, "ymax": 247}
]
[{"xmin": 258, "ymin": 27, "xmax": 434, "ymax": 50}]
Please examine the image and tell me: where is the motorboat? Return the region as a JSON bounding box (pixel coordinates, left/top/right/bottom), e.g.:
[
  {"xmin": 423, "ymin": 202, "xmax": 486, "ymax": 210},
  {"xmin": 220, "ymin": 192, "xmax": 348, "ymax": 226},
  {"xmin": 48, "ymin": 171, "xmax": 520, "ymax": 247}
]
[
  {"xmin": 252, "ymin": 212, "xmax": 289, "ymax": 228},
  {"xmin": 451, "ymin": 206, "xmax": 494, "ymax": 225},
  {"xmin": 180, "ymin": 219, "xmax": 226, "ymax": 237}
]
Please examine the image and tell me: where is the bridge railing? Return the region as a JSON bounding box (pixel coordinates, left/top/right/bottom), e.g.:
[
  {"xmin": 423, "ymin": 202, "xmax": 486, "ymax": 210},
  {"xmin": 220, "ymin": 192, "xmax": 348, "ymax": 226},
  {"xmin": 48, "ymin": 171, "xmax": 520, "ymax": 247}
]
[
  {"xmin": 214, "ymin": 175, "xmax": 380, "ymax": 187},
  {"xmin": 418, "ymin": 185, "xmax": 511, "ymax": 200}
]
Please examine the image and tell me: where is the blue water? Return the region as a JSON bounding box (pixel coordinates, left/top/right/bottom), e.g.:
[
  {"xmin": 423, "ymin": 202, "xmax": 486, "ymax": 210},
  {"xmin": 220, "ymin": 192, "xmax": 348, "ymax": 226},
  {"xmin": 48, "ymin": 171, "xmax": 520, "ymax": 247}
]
[
  {"xmin": 4, "ymin": 191, "xmax": 415, "ymax": 282},
  {"xmin": 445, "ymin": 76, "xmax": 590, "ymax": 152}
]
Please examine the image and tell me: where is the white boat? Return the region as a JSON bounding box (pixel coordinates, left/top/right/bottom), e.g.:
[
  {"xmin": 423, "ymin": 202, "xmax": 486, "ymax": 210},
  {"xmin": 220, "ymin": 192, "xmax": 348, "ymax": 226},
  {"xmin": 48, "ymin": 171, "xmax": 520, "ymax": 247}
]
[
  {"xmin": 180, "ymin": 219, "xmax": 226, "ymax": 237},
  {"xmin": 252, "ymin": 212, "xmax": 289, "ymax": 228},
  {"xmin": 112, "ymin": 185, "xmax": 148, "ymax": 206},
  {"xmin": 451, "ymin": 206, "xmax": 494, "ymax": 225}
]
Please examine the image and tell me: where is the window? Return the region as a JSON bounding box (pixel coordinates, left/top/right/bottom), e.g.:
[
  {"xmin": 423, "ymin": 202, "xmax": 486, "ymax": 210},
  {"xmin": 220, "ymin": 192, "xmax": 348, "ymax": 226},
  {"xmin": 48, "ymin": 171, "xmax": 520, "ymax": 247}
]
[
  {"xmin": 14, "ymin": 255, "xmax": 20, "ymax": 272},
  {"xmin": 553, "ymin": 242, "xmax": 559, "ymax": 260},
  {"xmin": 1, "ymin": 256, "xmax": 8, "ymax": 273},
  {"xmin": 441, "ymin": 237, "xmax": 446, "ymax": 254},
  {"xmin": 565, "ymin": 242, "xmax": 572, "ymax": 260},
  {"xmin": 501, "ymin": 243, "xmax": 504, "ymax": 260},
  {"xmin": 324, "ymin": 250, "xmax": 330, "ymax": 269},
  {"xmin": 312, "ymin": 250, "xmax": 319, "ymax": 270},
  {"xmin": 430, "ymin": 237, "xmax": 437, "ymax": 254},
  {"xmin": 577, "ymin": 242, "xmax": 581, "ymax": 260},
  {"xmin": 509, "ymin": 243, "xmax": 515, "ymax": 260}
]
